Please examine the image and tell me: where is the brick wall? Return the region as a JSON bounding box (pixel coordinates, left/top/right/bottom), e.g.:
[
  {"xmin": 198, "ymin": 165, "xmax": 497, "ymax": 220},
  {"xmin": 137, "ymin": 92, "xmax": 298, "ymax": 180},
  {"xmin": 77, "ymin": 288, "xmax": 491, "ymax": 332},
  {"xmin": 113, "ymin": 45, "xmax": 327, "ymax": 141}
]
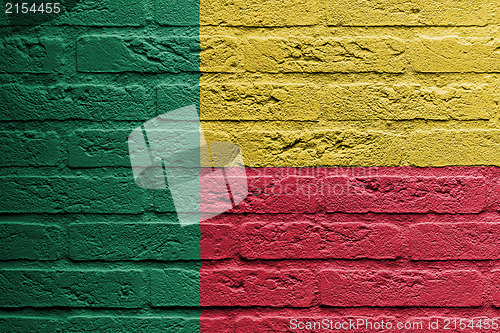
[
  {"xmin": 1, "ymin": 0, "xmax": 500, "ymax": 332},
  {"xmin": 199, "ymin": 0, "xmax": 500, "ymax": 331},
  {"xmin": 200, "ymin": 167, "xmax": 500, "ymax": 331}
]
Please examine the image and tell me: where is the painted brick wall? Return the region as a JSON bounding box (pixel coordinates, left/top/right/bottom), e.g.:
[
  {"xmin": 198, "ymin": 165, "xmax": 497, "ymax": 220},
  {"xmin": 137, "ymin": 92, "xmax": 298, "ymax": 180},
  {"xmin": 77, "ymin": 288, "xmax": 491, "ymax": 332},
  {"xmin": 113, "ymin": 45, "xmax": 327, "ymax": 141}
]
[
  {"xmin": 0, "ymin": 0, "xmax": 202, "ymax": 332},
  {"xmin": 2, "ymin": 0, "xmax": 500, "ymax": 332}
]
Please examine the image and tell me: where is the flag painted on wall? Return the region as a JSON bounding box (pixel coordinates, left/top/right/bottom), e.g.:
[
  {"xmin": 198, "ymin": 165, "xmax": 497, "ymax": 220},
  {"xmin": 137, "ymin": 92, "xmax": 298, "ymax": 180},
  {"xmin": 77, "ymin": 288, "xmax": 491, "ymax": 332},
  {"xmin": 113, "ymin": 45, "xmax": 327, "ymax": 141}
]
[{"xmin": 1, "ymin": 0, "xmax": 500, "ymax": 331}]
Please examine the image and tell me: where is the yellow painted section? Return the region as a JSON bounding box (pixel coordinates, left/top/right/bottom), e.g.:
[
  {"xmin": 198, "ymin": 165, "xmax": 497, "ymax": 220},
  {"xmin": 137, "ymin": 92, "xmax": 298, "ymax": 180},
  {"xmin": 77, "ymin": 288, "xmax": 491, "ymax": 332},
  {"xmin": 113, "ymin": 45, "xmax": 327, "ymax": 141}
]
[
  {"xmin": 243, "ymin": 37, "xmax": 406, "ymax": 73},
  {"xmin": 200, "ymin": 0, "xmax": 319, "ymax": 26},
  {"xmin": 322, "ymin": 83, "xmax": 495, "ymax": 121},
  {"xmin": 327, "ymin": 0, "xmax": 488, "ymax": 26},
  {"xmin": 200, "ymin": 83, "xmax": 320, "ymax": 121},
  {"xmin": 408, "ymin": 130, "xmax": 500, "ymax": 167},
  {"xmin": 410, "ymin": 37, "xmax": 500, "ymax": 73},
  {"xmin": 200, "ymin": 0, "xmax": 500, "ymax": 167}
]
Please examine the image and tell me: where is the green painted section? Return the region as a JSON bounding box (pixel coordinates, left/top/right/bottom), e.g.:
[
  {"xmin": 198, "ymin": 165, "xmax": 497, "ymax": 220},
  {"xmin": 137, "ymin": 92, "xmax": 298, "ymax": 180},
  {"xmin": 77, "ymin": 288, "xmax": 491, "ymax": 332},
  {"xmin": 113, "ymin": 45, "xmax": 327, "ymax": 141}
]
[{"xmin": 0, "ymin": 0, "xmax": 202, "ymax": 330}]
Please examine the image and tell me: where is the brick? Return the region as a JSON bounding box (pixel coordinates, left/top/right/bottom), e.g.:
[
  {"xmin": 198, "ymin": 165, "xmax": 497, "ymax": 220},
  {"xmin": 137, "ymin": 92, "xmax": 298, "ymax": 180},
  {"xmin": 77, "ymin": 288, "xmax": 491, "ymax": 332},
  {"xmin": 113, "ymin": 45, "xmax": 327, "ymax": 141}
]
[
  {"xmin": 0, "ymin": 270, "xmax": 146, "ymax": 308},
  {"xmin": 0, "ymin": 177, "xmax": 145, "ymax": 214},
  {"xmin": 233, "ymin": 317, "xmax": 291, "ymax": 332},
  {"xmin": 491, "ymin": 270, "xmax": 500, "ymax": 307},
  {"xmin": 200, "ymin": 0, "xmax": 319, "ymax": 26},
  {"xmin": 327, "ymin": 0, "xmax": 487, "ymax": 26},
  {"xmin": 77, "ymin": 36, "xmax": 199, "ymax": 73},
  {"xmin": 407, "ymin": 223, "xmax": 500, "ymax": 260},
  {"xmin": 411, "ymin": 37, "xmax": 500, "ymax": 73},
  {"xmin": 0, "ymin": 223, "xmax": 65, "ymax": 260},
  {"xmin": 201, "ymin": 130, "xmax": 232, "ymax": 145},
  {"xmin": 408, "ymin": 130, "xmax": 500, "ymax": 166},
  {"xmin": 233, "ymin": 316, "xmax": 397, "ymax": 332},
  {"xmin": 0, "ymin": 131, "xmax": 63, "ymax": 166},
  {"xmin": 201, "ymin": 318, "xmax": 236, "ymax": 333},
  {"xmin": 67, "ymin": 316, "xmax": 199, "ymax": 332},
  {"xmin": 235, "ymin": 130, "xmax": 403, "ymax": 167},
  {"xmin": 200, "ymin": 83, "xmax": 320, "ymax": 120},
  {"xmin": 144, "ymin": 174, "xmax": 204, "ymax": 214},
  {"xmin": 0, "ymin": 37, "xmax": 65, "ymax": 73},
  {"xmin": 149, "ymin": 186, "xmax": 180, "ymax": 213},
  {"xmin": 319, "ymin": 270, "xmax": 484, "ymax": 307},
  {"xmin": 244, "ymin": 37, "xmax": 406, "ymax": 73},
  {"xmin": 322, "ymin": 83, "xmax": 493, "ymax": 120},
  {"xmin": 200, "ymin": 224, "xmax": 235, "ymax": 259},
  {"xmin": 57, "ymin": 0, "xmax": 146, "ymax": 26},
  {"xmin": 69, "ymin": 130, "xmax": 130, "ymax": 167},
  {"xmin": 200, "ymin": 269, "xmax": 314, "ymax": 307},
  {"xmin": 235, "ymin": 176, "xmax": 320, "ymax": 213},
  {"xmin": 69, "ymin": 222, "xmax": 200, "ymax": 260},
  {"xmin": 0, "ymin": 84, "xmax": 148, "ymax": 121},
  {"xmin": 240, "ymin": 222, "xmax": 401, "ymax": 259},
  {"xmin": 321, "ymin": 176, "xmax": 489, "ymax": 213},
  {"xmin": 0, "ymin": 317, "xmax": 61, "ymax": 333},
  {"xmin": 157, "ymin": 84, "xmax": 199, "ymax": 115},
  {"xmin": 155, "ymin": 0, "xmax": 199, "ymax": 26},
  {"xmin": 150, "ymin": 269, "xmax": 200, "ymax": 307},
  {"xmin": 200, "ymin": 36, "xmax": 242, "ymax": 72}
]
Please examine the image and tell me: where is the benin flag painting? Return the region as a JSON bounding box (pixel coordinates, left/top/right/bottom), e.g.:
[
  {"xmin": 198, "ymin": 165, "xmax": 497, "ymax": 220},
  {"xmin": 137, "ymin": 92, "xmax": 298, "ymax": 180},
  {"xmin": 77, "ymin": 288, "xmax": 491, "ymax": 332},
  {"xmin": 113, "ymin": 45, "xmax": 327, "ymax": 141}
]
[{"xmin": 1, "ymin": 0, "xmax": 500, "ymax": 332}]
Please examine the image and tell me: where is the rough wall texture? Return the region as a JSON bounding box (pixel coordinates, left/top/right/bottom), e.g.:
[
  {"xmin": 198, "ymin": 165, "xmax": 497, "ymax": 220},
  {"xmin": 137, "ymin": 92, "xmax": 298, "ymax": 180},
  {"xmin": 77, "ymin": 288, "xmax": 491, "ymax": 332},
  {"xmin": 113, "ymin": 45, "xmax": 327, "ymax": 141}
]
[
  {"xmin": 1, "ymin": 0, "xmax": 500, "ymax": 332},
  {"xmin": 0, "ymin": 0, "xmax": 202, "ymax": 331}
]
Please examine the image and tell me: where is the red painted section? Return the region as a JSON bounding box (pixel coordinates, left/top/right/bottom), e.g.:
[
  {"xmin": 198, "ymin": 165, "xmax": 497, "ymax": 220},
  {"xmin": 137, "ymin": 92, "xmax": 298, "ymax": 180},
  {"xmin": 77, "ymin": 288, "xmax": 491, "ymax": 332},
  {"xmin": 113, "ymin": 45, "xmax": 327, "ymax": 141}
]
[
  {"xmin": 407, "ymin": 223, "xmax": 500, "ymax": 260},
  {"xmin": 200, "ymin": 167, "xmax": 500, "ymax": 332},
  {"xmin": 235, "ymin": 167, "xmax": 494, "ymax": 213},
  {"xmin": 200, "ymin": 268, "xmax": 314, "ymax": 307},
  {"xmin": 239, "ymin": 222, "xmax": 401, "ymax": 259},
  {"xmin": 319, "ymin": 270, "xmax": 483, "ymax": 307}
]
